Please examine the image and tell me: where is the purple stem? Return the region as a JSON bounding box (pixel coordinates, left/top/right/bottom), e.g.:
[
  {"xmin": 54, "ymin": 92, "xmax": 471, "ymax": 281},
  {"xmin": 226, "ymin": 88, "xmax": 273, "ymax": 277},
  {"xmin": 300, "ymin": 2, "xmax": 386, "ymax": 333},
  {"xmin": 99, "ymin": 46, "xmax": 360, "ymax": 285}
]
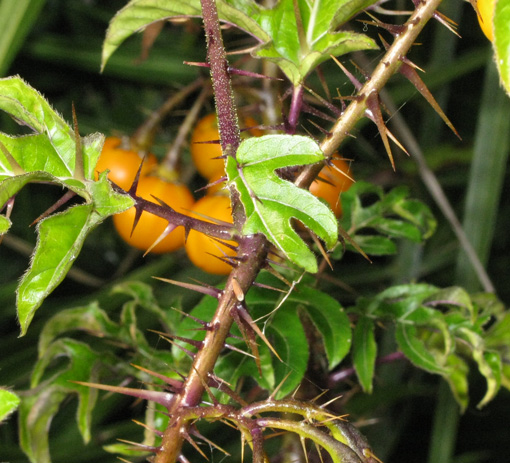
[
  {"xmin": 328, "ymin": 351, "xmax": 407, "ymax": 387},
  {"xmin": 287, "ymin": 84, "xmax": 304, "ymax": 134}
]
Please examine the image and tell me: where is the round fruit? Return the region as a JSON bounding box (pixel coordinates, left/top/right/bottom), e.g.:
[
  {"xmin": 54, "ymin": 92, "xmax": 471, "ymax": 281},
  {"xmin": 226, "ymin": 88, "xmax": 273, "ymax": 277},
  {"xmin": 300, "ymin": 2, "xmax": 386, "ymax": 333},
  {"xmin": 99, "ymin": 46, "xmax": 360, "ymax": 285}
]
[
  {"xmin": 185, "ymin": 194, "xmax": 237, "ymax": 275},
  {"xmin": 190, "ymin": 114, "xmax": 224, "ymax": 180},
  {"xmin": 309, "ymin": 158, "xmax": 354, "ymax": 217},
  {"xmin": 95, "ymin": 137, "xmax": 158, "ymax": 191},
  {"xmin": 190, "ymin": 114, "xmax": 263, "ymax": 180},
  {"xmin": 113, "ymin": 175, "xmax": 195, "ymax": 254},
  {"xmin": 477, "ymin": 0, "xmax": 495, "ymax": 41}
]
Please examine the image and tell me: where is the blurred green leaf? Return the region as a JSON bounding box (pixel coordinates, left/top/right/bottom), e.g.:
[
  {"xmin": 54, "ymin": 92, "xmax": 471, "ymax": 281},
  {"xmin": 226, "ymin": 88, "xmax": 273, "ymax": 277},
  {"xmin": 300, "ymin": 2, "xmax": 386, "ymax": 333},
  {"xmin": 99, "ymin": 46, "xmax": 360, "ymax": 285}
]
[
  {"xmin": 494, "ymin": 0, "xmax": 510, "ymax": 95},
  {"xmin": 227, "ymin": 135, "xmax": 338, "ymax": 273},
  {"xmin": 352, "ymin": 315, "xmax": 376, "ymax": 393},
  {"xmin": 395, "ymin": 323, "xmax": 447, "ymax": 375},
  {"xmin": 0, "ymin": 0, "xmax": 46, "ymax": 76},
  {"xmin": 291, "ymin": 285, "xmax": 351, "ymax": 369},
  {"xmin": 340, "ymin": 182, "xmax": 436, "ymax": 257},
  {"xmin": 20, "ymin": 339, "xmax": 104, "ymax": 463},
  {"xmin": 0, "ymin": 388, "xmax": 20, "ymax": 422}
]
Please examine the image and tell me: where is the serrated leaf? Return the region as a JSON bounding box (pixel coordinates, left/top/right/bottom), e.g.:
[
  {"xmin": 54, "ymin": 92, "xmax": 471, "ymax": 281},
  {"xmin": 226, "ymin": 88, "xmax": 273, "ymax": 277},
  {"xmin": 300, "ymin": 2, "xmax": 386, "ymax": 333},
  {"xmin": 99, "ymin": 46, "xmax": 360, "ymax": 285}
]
[
  {"xmin": 227, "ymin": 135, "xmax": 338, "ymax": 273},
  {"xmin": 102, "ymin": 0, "xmax": 377, "ymax": 85},
  {"xmin": 339, "ymin": 182, "xmax": 436, "ymax": 257},
  {"xmin": 0, "ymin": 76, "xmax": 102, "ymax": 180},
  {"xmin": 0, "ymin": 388, "xmax": 20, "ymax": 422},
  {"xmin": 20, "ymin": 339, "xmax": 103, "ymax": 463},
  {"xmin": 16, "ymin": 185, "xmax": 132, "ymax": 336},
  {"xmin": 352, "ymin": 315, "xmax": 376, "ymax": 393},
  {"xmin": 0, "ymin": 77, "xmax": 134, "ymax": 334},
  {"xmin": 494, "ymin": 0, "xmax": 510, "ymax": 96}
]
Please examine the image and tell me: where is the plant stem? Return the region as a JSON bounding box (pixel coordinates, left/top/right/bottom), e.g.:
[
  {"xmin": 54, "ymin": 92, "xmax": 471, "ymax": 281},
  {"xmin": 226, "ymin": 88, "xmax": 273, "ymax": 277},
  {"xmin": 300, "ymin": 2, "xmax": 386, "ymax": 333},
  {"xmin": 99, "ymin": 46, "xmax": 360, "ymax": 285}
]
[
  {"xmin": 287, "ymin": 84, "xmax": 304, "ymax": 134},
  {"xmin": 155, "ymin": 1, "xmax": 447, "ymax": 461},
  {"xmin": 295, "ymin": 0, "xmax": 445, "ymax": 190}
]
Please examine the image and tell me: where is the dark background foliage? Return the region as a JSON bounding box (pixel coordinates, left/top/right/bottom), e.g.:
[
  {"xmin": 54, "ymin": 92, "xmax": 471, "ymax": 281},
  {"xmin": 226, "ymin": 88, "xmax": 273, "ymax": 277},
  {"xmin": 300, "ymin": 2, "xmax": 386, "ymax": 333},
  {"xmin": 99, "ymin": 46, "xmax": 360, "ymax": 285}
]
[{"xmin": 1, "ymin": 0, "xmax": 509, "ymax": 462}]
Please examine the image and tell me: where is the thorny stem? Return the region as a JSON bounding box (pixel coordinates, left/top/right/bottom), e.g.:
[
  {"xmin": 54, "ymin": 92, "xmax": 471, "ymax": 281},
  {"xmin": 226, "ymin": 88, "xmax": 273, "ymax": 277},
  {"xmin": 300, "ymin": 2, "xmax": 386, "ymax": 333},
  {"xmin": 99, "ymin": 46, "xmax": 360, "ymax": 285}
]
[
  {"xmin": 154, "ymin": 1, "xmax": 268, "ymax": 462},
  {"xmin": 295, "ymin": 0, "xmax": 445, "ymax": 190},
  {"xmin": 155, "ymin": 0, "xmax": 444, "ymax": 462},
  {"xmin": 287, "ymin": 84, "xmax": 304, "ymax": 134}
]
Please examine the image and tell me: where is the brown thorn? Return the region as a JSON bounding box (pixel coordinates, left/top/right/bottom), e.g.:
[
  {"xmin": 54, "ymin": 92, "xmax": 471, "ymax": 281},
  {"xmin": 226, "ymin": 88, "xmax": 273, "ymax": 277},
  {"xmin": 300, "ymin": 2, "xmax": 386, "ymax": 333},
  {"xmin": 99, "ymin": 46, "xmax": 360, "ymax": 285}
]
[
  {"xmin": 29, "ymin": 190, "xmax": 77, "ymax": 227},
  {"xmin": 338, "ymin": 225, "xmax": 372, "ymax": 263},
  {"xmin": 153, "ymin": 276, "xmax": 221, "ymax": 299},
  {"xmin": 300, "ymin": 435, "xmax": 310, "ymax": 463},
  {"xmin": 158, "ymin": 336, "xmax": 196, "ymax": 359},
  {"xmin": 399, "ymin": 62, "xmax": 461, "ymax": 140},
  {"xmin": 309, "ymin": 232, "xmax": 333, "ymax": 270},
  {"xmin": 169, "ymin": 306, "xmax": 211, "ymax": 327},
  {"xmin": 230, "ymin": 305, "xmax": 262, "ymax": 375},
  {"xmin": 192, "ymin": 366, "xmax": 219, "ymax": 406},
  {"xmin": 0, "ymin": 140, "xmax": 24, "ymax": 175},
  {"xmin": 72, "ymin": 103, "xmax": 85, "ymax": 181},
  {"xmin": 236, "ymin": 303, "xmax": 282, "ymax": 361},
  {"xmin": 182, "ymin": 431, "xmax": 209, "ymax": 460},
  {"xmin": 365, "ymin": 92, "xmax": 395, "ymax": 170},
  {"xmin": 268, "ymin": 372, "xmax": 292, "ymax": 401},
  {"xmin": 320, "ymin": 394, "xmax": 344, "ymax": 409},
  {"xmin": 310, "ymin": 389, "xmax": 330, "ymax": 403},
  {"xmin": 130, "ymin": 364, "xmax": 183, "ymax": 391},
  {"xmin": 132, "ymin": 419, "xmax": 163, "ymax": 437},
  {"xmin": 143, "ymin": 223, "xmax": 178, "ymax": 256},
  {"xmin": 330, "ymin": 55, "xmax": 362, "ymax": 91},
  {"xmin": 190, "ymin": 426, "xmax": 231, "ymax": 456},
  {"xmin": 252, "ymin": 281, "xmax": 288, "ymax": 293},
  {"xmin": 148, "ymin": 330, "xmax": 203, "ymax": 349},
  {"xmin": 433, "ymin": 10, "xmax": 461, "ymax": 37}
]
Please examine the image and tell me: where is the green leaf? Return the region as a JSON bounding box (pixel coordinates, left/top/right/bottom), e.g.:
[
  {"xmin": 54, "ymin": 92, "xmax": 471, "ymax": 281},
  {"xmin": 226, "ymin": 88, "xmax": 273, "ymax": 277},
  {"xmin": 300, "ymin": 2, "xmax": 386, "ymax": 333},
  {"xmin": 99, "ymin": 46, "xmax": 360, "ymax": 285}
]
[
  {"xmin": 0, "ymin": 77, "xmax": 134, "ymax": 334},
  {"xmin": 0, "ymin": 213, "xmax": 10, "ymax": 234},
  {"xmin": 0, "ymin": 388, "xmax": 20, "ymax": 422},
  {"xmin": 456, "ymin": 327, "xmax": 502, "ymax": 408},
  {"xmin": 352, "ymin": 316, "xmax": 376, "ymax": 393},
  {"xmin": 101, "ymin": 0, "xmax": 267, "ymax": 71},
  {"xmin": 345, "ymin": 235, "xmax": 397, "ymax": 255},
  {"xmin": 395, "ymin": 323, "xmax": 447, "ymax": 375},
  {"xmin": 442, "ymin": 355, "xmax": 469, "ymax": 412},
  {"xmin": 16, "ymin": 183, "xmax": 132, "ymax": 336},
  {"xmin": 0, "ymin": 0, "xmax": 46, "ymax": 76},
  {"xmin": 102, "ymin": 0, "xmax": 377, "ymax": 85},
  {"xmin": 0, "ymin": 76, "xmax": 102, "ymax": 180},
  {"xmin": 339, "ymin": 182, "xmax": 436, "ymax": 257},
  {"xmin": 19, "ymin": 339, "xmax": 104, "ymax": 463},
  {"xmin": 227, "ymin": 135, "xmax": 338, "ymax": 273},
  {"xmin": 290, "ymin": 286, "xmax": 351, "ymax": 369},
  {"xmin": 494, "ymin": 0, "xmax": 510, "ymax": 96},
  {"xmin": 250, "ymin": 0, "xmax": 378, "ymax": 84},
  {"xmin": 38, "ymin": 302, "xmax": 120, "ymax": 356}
]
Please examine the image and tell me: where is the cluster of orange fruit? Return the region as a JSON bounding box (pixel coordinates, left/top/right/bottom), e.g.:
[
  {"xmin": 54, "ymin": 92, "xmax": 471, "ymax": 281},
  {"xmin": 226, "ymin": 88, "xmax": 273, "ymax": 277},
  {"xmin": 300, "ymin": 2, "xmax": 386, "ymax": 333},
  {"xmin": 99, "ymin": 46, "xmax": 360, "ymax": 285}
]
[{"xmin": 95, "ymin": 114, "xmax": 353, "ymax": 274}]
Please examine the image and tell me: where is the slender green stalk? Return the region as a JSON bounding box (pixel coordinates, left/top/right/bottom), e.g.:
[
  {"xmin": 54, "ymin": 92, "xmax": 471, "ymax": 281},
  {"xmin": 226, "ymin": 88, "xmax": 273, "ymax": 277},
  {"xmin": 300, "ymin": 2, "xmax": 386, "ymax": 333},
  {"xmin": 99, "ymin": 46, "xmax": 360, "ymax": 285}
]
[{"xmin": 455, "ymin": 57, "xmax": 510, "ymax": 290}]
